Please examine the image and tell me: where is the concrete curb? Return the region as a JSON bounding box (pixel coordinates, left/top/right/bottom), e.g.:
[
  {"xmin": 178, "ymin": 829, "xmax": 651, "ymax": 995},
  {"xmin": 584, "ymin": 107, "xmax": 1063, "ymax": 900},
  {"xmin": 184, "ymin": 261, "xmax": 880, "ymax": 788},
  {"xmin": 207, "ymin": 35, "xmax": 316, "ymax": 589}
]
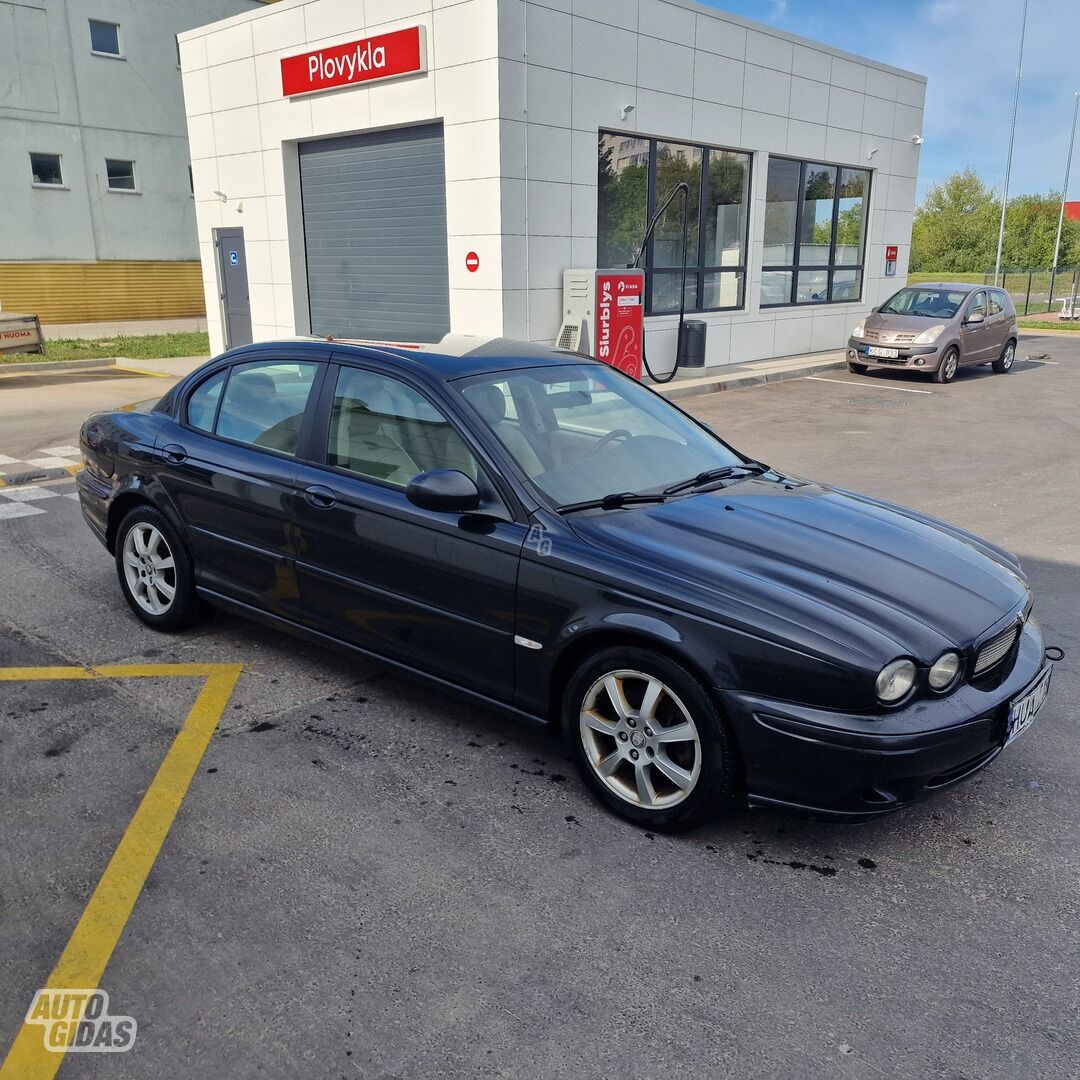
[
  {"xmin": 654, "ymin": 356, "xmax": 846, "ymax": 402},
  {"xmin": 0, "ymin": 358, "xmax": 108, "ymax": 375},
  {"xmin": 1017, "ymin": 326, "xmax": 1080, "ymax": 337}
]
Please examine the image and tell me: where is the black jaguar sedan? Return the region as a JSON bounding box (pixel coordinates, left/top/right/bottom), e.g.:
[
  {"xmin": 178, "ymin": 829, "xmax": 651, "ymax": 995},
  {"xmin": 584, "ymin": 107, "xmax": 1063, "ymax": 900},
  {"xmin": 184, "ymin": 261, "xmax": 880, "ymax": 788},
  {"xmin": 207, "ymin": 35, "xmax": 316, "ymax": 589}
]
[{"xmin": 77, "ymin": 336, "xmax": 1055, "ymax": 830}]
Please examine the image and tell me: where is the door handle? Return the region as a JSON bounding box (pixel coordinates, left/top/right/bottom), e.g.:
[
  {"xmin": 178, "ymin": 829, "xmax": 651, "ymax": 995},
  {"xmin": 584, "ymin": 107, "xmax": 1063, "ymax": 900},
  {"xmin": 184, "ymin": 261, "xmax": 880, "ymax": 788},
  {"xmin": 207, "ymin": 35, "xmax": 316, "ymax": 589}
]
[
  {"xmin": 303, "ymin": 485, "xmax": 337, "ymax": 509},
  {"xmin": 160, "ymin": 443, "xmax": 187, "ymax": 464}
]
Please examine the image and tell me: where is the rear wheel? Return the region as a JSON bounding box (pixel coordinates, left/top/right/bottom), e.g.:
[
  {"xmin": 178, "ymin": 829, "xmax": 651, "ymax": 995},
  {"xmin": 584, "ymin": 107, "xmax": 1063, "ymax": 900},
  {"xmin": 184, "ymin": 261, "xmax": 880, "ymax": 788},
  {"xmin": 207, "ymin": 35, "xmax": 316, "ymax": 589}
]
[
  {"xmin": 565, "ymin": 647, "xmax": 741, "ymax": 831},
  {"xmin": 992, "ymin": 339, "xmax": 1016, "ymax": 373},
  {"xmin": 115, "ymin": 505, "xmax": 203, "ymax": 631},
  {"xmin": 933, "ymin": 346, "xmax": 959, "ymax": 384},
  {"xmin": 847, "ymin": 361, "xmax": 868, "ymax": 374}
]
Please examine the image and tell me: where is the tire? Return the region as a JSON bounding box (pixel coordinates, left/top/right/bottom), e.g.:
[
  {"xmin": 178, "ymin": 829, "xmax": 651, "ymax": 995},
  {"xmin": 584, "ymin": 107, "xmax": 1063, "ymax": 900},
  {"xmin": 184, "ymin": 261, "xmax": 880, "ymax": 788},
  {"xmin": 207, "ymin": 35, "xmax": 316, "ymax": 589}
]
[
  {"xmin": 115, "ymin": 505, "xmax": 203, "ymax": 632},
  {"xmin": 932, "ymin": 346, "xmax": 959, "ymax": 384},
  {"xmin": 847, "ymin": 361, "xmax": 868, "ymax": 374},
  {"xmin": 564, "ymin": 646, "xmax": 741, "ymax": 831},
  {"xmin": 992, "ymin": 339, "xmax": 1016, "ymax": 374}
]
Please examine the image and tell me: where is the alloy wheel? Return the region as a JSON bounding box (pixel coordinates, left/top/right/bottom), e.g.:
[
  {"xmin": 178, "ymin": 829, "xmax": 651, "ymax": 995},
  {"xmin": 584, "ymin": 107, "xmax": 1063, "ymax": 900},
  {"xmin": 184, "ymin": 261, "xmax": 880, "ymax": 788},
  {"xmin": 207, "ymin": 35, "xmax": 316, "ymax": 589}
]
[
  {"xmin": 579, "ymin": 669, "xmax": 702, "ymax": 810},
  {"xmin": 122, "ymin": 522, "xmax": 177, "ymax": 615},
  {"xmin": 1001, "ymin": 343, "xmax": 1014, "ymax": 369},
  {"xmin": 943, "ymin": 351, "xmax": 958, "ymax": 380}
]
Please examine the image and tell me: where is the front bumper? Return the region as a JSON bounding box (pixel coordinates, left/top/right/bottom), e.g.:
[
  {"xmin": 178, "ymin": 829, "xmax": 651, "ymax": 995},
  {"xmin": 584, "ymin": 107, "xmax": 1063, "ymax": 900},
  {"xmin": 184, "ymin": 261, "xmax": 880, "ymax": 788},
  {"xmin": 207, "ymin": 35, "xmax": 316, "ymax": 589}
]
[
  {"xmin": 719, "ymin": 619, "xmax": 1049, "ymax": 820},
  {"xmin": 847, "ymin": 337, "xmax": 944, "ymax": 371}
]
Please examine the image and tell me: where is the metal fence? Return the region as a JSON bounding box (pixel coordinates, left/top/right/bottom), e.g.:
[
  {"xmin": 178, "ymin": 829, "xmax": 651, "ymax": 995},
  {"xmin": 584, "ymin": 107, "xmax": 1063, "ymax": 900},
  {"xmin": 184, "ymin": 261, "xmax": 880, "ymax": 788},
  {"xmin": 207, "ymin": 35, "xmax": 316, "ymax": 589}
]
[{"xmin": 910, "ymin": 268, "xmax": 1080, "ymax": 316}]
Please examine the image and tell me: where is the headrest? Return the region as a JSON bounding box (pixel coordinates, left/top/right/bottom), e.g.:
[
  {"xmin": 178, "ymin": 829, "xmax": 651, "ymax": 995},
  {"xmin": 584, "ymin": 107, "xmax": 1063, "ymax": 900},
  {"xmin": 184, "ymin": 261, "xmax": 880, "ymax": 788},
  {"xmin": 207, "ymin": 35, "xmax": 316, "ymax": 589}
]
[{"xmin": 464, "ymin": 383, "xmax": 506, "ymax": 425}]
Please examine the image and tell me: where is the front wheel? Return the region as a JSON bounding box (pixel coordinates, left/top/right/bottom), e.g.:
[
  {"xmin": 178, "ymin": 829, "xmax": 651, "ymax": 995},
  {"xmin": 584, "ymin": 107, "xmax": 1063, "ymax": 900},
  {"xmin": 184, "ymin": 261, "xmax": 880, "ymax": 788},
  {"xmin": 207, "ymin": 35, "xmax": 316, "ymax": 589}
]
[
  {"xmin": 115, "ymin": 505, "xmax": 203, "ymax": 631},
  {"xmin": 992, "ymin": 339, "xmax": 1016, "ymax": 373},
  {"xmin": 565, "ymin": 647, "xmax": 741, "ymax": 831},
  {"xmin": 933, "ymin": 346, "xmax": 959, "ymax": 384}
]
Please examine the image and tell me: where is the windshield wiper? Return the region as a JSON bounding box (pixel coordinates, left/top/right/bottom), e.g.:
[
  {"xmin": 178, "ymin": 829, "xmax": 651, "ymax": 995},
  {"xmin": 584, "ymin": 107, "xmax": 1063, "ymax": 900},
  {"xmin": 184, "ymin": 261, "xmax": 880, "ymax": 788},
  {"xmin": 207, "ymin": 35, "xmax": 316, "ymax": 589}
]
[
  {"xmin": 557, "ymin": 491, "xmax": 670, "ymax": 514},
  {"xmin": 661, "ymin": 460, "xmax": 770, "ymax": 496}
]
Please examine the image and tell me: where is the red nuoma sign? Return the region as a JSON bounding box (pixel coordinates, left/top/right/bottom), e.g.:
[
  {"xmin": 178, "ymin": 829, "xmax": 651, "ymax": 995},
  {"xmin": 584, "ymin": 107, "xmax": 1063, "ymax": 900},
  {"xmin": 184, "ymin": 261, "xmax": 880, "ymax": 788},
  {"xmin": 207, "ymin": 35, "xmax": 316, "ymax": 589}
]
[{"xmin": 281, "ymin": 27, "xmax": 426, "ymax": 98}]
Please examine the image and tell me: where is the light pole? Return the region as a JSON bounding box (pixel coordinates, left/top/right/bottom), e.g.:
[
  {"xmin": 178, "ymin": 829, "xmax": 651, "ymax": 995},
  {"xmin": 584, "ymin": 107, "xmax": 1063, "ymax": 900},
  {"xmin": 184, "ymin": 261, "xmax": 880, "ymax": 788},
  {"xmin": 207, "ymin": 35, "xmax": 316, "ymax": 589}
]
[
  {"xmin": 993, "ymin": 0, "xmax": 1029, "ymax": 286},
  {"xmin": 1049, "ymin": 91, "xmax": 1080, "ymax": 308}
]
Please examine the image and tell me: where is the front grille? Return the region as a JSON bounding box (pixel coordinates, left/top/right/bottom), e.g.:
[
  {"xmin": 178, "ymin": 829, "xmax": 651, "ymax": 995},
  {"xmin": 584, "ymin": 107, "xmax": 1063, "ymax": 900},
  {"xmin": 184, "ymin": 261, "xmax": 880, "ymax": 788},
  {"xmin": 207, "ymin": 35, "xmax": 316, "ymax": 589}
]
[
  {"xmin": 974, "ymin": 623, "xmax": 1021, "ymax": 676},
  {"xmin": 864, "ymin": 329, "xmax": 917, "ymax": 344},
  {"xmin": 873, "ymin": 356, "xmax": 907, "ymax": 365}
]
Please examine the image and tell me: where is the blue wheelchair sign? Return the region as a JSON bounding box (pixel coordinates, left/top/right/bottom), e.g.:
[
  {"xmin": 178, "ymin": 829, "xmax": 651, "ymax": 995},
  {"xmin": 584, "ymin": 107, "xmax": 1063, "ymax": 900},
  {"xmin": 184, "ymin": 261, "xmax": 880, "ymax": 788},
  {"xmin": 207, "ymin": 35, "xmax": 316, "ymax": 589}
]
[{"xmin": 229, "ymin": 250, "xmax": 239, "ymax": 266}]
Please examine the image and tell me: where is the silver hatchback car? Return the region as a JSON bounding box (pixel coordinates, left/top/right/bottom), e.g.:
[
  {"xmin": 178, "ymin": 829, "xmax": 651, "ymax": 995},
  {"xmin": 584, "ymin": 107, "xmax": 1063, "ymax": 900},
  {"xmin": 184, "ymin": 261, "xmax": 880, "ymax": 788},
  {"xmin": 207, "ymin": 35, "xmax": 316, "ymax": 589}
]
[{"xmin": 846, "ymin": 283, "xmax": 1018, "ymax": 383}]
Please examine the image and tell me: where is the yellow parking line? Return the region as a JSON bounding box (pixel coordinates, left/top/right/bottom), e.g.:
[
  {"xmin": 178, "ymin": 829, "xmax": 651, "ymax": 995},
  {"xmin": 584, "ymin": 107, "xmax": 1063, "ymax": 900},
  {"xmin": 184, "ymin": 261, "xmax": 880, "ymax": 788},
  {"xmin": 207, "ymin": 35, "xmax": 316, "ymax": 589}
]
[
  {"xmin": 0, "ymin": 663, "xmax": 243, "ymax": 1080},
  {"xmin": 113, "ymin": 365, "xmax": 172, "ymax": 379}
]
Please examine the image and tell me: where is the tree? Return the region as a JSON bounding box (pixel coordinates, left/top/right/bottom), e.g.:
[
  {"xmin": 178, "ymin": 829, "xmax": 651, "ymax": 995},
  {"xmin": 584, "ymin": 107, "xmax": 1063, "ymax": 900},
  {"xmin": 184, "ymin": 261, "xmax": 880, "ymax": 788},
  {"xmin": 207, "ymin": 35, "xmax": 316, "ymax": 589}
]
[{"xmin": 912, "ymin": 169, "xmax": 1080, "ymax": 271}]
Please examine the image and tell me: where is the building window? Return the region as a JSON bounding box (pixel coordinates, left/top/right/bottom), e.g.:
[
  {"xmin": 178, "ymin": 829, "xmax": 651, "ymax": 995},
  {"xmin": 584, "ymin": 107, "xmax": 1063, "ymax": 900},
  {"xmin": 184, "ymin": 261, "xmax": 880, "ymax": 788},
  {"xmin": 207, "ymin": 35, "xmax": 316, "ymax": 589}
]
[
  {"xmin": 598, "ymin": 132, "xmax": 751, "ymax": 315},
  {"xmin": 29, "ymin": 152, "xmax": 64, "ymax": 187},
  {"xmin": 188, "ymin": 165, "xmax": 194, "ymax": 195},
  {"xmin": 106, "ymin": 159, "xmax": 137, "ymax": 192},
  {"xmin": 89, "ymin": 19, "xmax": 122, "ymax": 57},
  {"xmin": 761, "ymin": 157, "xmax": 870, "ymax": 306}
]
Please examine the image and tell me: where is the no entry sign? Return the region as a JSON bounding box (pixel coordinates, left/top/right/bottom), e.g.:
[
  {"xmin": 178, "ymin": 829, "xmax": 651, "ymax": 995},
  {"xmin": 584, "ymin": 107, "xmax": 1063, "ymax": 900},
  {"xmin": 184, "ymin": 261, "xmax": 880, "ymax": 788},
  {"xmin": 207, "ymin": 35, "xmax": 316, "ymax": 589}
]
[{"xmin": 465, "ymin": 251, "xmax": 480, "ymax": 273}]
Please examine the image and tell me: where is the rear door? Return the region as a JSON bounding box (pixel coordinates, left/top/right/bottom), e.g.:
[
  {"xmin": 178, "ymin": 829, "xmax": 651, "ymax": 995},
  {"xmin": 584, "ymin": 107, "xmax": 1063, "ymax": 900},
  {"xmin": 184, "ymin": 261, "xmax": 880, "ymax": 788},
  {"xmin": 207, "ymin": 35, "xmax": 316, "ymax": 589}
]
[
  {"xmin": 959, "ymin": 290, "xmax": 991, "ymax": 363},
  {"xmin": 155, "ymin": 353, "xmax": 324, "ymax": 618},
  {"xmin": 291, "ymin": 361, "xmax": 528, "ymax": 701}
]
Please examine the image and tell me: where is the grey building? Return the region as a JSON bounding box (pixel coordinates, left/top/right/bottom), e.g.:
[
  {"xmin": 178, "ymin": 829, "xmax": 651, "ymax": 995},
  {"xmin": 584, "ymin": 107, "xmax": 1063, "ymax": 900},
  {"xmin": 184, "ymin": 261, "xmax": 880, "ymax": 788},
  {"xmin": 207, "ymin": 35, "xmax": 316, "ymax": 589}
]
[{"xmin": 0, "ymin": 0, "xmax": 264, "ymax": 324}]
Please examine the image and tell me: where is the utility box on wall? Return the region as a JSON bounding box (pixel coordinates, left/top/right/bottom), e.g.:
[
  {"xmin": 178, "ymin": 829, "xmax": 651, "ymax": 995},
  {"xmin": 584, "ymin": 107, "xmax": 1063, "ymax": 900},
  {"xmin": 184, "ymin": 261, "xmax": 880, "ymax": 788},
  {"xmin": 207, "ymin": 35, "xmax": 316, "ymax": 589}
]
[{"xmin": 557, "ymin": 269, "xmax": 646, "ymax": 379}]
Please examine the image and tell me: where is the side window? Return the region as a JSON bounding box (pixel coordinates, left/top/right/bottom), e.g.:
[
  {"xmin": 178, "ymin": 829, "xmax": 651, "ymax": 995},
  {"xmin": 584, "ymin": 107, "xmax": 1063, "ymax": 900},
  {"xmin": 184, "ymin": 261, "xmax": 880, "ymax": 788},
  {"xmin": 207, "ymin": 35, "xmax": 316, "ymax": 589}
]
[
  {"xmin": 986, "ymin": 292, "xmax": 1003, "ymax": 315},
  {"xmin": 967, "ymin": 291, "xmax": 987, "ymax": 318},
  {"xmin": 215, "ymin": 361, "xmax": 319, "ymax": 455},
  {"xmin": 328, "ymin": 368, "xmax": 478, "ymax": 488},
  {"xmin": 187, "ymin": 370, "xmax": 226, "ymax": 432}
]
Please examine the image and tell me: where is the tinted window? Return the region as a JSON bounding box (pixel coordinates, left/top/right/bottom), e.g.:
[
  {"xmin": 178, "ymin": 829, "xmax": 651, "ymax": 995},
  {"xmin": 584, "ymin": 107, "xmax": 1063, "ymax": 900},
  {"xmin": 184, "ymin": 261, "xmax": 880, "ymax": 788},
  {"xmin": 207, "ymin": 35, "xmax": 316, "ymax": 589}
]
[
  {"xmin": 328, "ymin": 368, "xmax": 478, "ymax": 487},
  {"xmin": 29, "ymin": 152, "xmax": 63, "ymax": 186},
  {"xmin": 89, "ymin": 19, "xmax": 121, "ymax": 56},
  {"xmin": 215, "ymin": 362, "xmax": 319, "ymax": 454},
  {"xmin": 187, "ymin": 370, "xmax": 226, "ymax": 433}
]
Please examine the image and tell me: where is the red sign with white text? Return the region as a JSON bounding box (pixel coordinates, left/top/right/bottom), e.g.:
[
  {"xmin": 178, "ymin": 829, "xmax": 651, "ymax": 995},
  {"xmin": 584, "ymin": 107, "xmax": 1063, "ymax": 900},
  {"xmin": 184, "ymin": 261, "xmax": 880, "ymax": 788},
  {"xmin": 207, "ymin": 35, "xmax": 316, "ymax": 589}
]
[
  {"xmin": 885, "ymin": 245, "xmax": 898, "ymax": 261},
  {"xmin": 281, "ymin": 27, "xmax": 426, "ymax": 98},
  {"xmin": 594, "ymin": 270, "xmax": 645, "ymax": 381}
]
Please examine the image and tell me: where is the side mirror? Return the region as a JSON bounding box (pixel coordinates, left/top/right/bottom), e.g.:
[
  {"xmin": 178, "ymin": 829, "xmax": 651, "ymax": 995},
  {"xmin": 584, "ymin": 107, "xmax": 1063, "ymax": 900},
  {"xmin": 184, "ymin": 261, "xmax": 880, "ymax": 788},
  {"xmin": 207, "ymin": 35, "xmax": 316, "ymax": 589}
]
[
  {"xmin": 965, "ymin": 311, "xmax": 985, "ymax": 325},
  {"xmin": 406, "ymin": 469, "xmax": 481, "ymax": 514}
]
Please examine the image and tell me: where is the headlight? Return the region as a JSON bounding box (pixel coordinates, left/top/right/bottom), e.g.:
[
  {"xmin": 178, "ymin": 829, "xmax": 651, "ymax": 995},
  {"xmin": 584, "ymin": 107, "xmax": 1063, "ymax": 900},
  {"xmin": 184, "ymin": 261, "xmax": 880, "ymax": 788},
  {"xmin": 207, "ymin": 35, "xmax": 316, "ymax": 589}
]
[
  {"xmin": 912, "ymin": 324, "xmax": 945, "ymax": 345},
  {"xmin": 876, "ymin": 659, "xmax": 916, "ymax": 703},
  {"xmin": 851, "ymin": 320, "xmax": 866, "ymax": 339},
  {"xmin": 929, "ymin": 651, "xmax": 961, "ymax": 691}
]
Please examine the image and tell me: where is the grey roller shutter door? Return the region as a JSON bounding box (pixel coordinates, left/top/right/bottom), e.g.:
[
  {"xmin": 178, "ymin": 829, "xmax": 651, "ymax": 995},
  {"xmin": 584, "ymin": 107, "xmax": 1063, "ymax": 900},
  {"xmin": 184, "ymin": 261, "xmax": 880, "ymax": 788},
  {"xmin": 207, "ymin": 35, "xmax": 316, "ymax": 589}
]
[{"xmin": 299, "ymin": 124, "xmax": 450, "ymax": 343}]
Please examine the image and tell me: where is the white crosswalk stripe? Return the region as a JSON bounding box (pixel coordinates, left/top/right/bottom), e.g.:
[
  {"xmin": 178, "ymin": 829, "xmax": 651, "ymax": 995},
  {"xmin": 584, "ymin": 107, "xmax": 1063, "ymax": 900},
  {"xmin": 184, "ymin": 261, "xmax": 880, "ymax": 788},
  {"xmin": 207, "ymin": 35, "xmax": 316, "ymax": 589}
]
[{"xmin": 0, "ymin": 481, "xmax": 78, "ymax": 517}]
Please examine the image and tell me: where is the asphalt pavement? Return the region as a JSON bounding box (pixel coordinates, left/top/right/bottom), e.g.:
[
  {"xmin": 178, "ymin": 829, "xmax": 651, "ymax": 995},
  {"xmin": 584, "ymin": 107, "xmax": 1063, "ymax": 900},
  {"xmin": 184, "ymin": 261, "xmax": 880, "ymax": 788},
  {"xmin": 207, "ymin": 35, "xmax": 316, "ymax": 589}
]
[{"xmin": 1, "ymin": 335, "xmax": 1077, "ymax": 1079}]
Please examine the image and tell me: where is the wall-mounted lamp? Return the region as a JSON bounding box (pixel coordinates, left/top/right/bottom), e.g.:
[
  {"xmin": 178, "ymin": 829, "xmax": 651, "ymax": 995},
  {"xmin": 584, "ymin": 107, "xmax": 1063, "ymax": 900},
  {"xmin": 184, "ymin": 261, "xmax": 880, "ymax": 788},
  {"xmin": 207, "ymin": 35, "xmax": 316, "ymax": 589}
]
[
  {"xmin": 911, "ymin": 135, "xmax": 924, "ymax": 145},
  {"xmin": 212, "ymin": 189, "xmax": 229, "ymax": 203},
  {"xmin": 867, "ymin": 147, "xmax": 879, "ymax": 160},
  {"xmin": 620, "ymin": 103, "xmax": 635, "ymax": 121}
]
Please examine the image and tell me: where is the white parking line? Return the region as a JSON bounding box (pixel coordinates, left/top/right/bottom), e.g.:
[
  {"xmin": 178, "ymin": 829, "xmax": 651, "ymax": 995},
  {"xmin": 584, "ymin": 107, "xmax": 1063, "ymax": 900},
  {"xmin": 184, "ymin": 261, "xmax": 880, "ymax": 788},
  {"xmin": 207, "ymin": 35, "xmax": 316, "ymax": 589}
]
[{"xmin": 805, "ymin": 376, "xmax": 933, "ymax": 395}]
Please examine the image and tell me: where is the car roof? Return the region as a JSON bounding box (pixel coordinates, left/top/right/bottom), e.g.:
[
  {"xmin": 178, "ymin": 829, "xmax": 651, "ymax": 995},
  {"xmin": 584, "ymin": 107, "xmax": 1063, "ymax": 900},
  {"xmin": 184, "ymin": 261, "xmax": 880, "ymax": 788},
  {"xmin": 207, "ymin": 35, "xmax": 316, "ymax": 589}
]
[
  {"xmin": 909, "ymin": 282, "xmax": 987, "ymax": 293},
  {"xmin": 216, "ymin": 335, "xmax": 593, "ymax": 381}
]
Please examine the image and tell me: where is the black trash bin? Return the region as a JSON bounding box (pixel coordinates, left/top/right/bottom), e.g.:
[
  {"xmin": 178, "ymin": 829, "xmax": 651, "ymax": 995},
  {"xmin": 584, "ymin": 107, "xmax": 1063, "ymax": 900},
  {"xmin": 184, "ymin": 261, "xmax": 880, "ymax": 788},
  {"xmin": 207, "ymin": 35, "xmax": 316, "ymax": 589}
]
[{"xmin": 677, "ymin": 319, "xmax": 706, "ymax": 368}]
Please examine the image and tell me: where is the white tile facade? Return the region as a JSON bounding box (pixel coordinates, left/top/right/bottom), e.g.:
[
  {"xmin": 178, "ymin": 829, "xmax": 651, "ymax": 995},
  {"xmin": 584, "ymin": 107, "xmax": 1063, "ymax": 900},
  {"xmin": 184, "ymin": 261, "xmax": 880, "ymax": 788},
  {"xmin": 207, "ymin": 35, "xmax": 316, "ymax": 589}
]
[{"xmin": 183, "ymin": 0, "xmax": 924, "ymax": 365}]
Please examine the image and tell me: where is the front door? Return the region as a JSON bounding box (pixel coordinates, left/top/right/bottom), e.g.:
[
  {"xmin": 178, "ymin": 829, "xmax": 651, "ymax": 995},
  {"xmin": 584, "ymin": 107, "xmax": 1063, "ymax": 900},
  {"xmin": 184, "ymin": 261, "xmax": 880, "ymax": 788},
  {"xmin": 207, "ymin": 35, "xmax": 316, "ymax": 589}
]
[
  {"xmin": 215, "ymin": 227, "xmax": 252, "ymax": 349},
  {"xmin": 959, "ymin": 289, "xmax": 991, "ymax": 363},
  {"xmin": 291, "ymin": 362, "xmax": 526, "ymax": 702}
]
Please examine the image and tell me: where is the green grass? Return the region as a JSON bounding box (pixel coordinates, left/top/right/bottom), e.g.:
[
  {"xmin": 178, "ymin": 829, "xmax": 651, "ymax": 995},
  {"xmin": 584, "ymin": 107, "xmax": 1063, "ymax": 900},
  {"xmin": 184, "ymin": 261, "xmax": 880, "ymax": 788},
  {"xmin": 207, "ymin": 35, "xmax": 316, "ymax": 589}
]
[
  {"xmin": 1017, "ymin": 319, "xmax": 1080, "ymax": 332},
  {"xmin": 0, "ymin": 331, "xmax": 210, "ymax": 365}
]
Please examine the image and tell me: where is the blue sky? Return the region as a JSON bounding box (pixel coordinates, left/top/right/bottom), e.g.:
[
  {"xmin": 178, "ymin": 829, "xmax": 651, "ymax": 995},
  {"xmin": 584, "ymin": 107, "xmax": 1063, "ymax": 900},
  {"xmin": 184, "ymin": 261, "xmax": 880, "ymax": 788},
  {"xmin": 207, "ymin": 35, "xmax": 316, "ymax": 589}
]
[{"xmin": 709, "ymin": 0, "xmax": 1079, "ymax": 202}]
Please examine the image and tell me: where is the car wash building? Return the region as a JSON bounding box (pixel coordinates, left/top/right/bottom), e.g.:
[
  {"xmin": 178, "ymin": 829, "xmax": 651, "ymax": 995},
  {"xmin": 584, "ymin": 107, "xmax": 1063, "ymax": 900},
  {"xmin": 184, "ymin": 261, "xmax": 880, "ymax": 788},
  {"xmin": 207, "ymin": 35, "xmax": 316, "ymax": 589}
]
[{"xmin": 181, "ymin": 0, "xmax": 925, "ymax": 374}]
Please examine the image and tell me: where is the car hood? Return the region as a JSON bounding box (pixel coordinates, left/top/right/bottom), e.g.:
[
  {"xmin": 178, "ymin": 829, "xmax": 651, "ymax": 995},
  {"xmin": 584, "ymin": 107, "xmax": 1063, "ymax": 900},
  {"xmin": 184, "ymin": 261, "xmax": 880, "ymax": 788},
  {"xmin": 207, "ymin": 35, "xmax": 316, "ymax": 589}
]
[
  {"xmin": 565, "ymin": 477, "xmax": 1028, "ymax": 664},
  {"xmin": 864, "ymin": 312, "xmax": 947, "ymax": 336}
]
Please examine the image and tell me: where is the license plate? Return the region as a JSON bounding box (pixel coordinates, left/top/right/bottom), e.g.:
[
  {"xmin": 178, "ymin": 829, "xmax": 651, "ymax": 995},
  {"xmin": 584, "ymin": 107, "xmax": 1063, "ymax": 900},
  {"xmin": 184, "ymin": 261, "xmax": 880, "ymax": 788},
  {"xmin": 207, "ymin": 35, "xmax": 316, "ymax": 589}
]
[
  {"xmin": 1005, "ymin": 665, "xmax": 1052, "ymax": 746},
  {"xmin": 866, "ymin": 346, "xmax": 899, "ymax": 359}
]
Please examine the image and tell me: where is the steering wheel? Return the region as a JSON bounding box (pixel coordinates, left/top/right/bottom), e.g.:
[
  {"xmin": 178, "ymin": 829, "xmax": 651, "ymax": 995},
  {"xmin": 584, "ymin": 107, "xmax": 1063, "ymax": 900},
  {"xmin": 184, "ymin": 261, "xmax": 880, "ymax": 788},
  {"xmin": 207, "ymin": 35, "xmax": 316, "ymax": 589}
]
[{"xmin": 588, "ymin": 428, "xmax": 633, "ymax": 456}]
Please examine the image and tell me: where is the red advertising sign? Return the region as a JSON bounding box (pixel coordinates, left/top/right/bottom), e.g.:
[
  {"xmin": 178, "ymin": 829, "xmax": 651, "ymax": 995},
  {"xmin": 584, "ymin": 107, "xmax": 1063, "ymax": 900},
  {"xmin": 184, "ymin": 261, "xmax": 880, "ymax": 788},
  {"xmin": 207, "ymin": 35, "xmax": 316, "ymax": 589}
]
[
  {"xmin": 281, "ymin": 27, "xmax": 426, "ymax": 98},
  {"xmin": 595, "ymin": 270, "xmax": 645, "ymax": 381},
  {"xmin": 465, "ymin": 251, "xmax": 480, "ymax": 273},
  {"xmin": 885, "ymin": 245, "xmax": 898, "ymax": 261}
]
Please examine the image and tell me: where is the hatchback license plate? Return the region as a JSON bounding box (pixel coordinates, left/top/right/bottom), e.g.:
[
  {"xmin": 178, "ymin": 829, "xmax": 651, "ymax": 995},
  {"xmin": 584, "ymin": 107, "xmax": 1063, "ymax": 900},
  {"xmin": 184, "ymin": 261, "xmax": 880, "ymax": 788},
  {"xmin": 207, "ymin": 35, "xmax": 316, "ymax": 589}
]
[
  {"xmin": 866, "ymin": 346, "xmax": 899, "ymax": 359},
  {"xmin": 1006, "ymin": 665, "xmax": 1052, "ymax": 746}
]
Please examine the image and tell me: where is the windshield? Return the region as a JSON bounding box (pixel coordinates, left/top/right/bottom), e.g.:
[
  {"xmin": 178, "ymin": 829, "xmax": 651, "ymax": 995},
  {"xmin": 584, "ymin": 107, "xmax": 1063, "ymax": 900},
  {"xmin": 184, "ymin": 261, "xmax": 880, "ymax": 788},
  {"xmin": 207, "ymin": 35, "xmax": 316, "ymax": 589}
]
[
  {"xmin": 457, "ymin": 364, "xmax": 743, "ymax": 507},
  {"xmin": 879, "ymin": 287, "xmax": 967, "ymax": 318}
]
